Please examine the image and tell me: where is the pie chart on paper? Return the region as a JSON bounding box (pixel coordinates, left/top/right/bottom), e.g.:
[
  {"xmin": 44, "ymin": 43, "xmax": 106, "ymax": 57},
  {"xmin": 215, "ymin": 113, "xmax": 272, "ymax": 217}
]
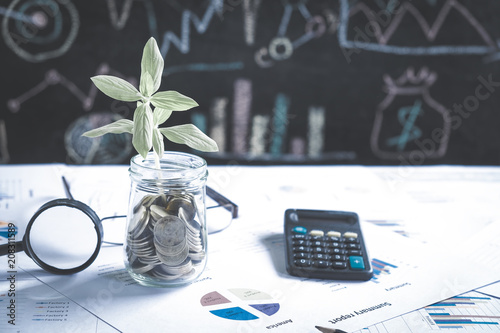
[{"xmin": 200, "ymin": 288, "xmax": 280, "ymax": 321}]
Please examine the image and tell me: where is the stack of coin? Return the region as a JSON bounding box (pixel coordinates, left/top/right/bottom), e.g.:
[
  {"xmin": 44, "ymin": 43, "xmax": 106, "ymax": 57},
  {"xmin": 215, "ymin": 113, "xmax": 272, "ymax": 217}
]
[{"xmin": 125, "ymin": 192, "xmax": 205, "ymax": 281}]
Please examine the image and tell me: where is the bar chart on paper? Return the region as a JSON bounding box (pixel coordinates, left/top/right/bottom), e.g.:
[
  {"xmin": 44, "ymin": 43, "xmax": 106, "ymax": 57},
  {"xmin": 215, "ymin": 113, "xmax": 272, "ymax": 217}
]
[
  {"xmin": 354, "ymin": 291, "xmax": 500, "ymax": 332},
  {"xmin": 370, "ymin": 258, "xmax": 399, "ymax": 284},
  {"xmin": 425, "ymin": 292, "xmax": 500, "ymax": 330}
]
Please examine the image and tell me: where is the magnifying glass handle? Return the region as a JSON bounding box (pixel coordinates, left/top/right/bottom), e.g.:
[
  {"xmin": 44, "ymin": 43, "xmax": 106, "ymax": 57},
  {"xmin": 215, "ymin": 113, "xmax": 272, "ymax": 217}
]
[{"xmin": 0, "ymin": 241, "xmax": 24, "ymax": 256}]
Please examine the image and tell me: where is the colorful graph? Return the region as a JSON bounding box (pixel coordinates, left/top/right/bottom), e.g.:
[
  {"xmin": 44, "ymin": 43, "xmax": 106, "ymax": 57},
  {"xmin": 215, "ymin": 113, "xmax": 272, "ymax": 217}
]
[
  {"xmin": 370, "ymin": 258, "xmax": 398, "ymax": 283},
  {"xmin": 201, "ymin": 288, "xmax": 280, "ymax": 321},
  {"xmin": 425, "ymin": 293, "xmax": 500, "ymax": 329}
]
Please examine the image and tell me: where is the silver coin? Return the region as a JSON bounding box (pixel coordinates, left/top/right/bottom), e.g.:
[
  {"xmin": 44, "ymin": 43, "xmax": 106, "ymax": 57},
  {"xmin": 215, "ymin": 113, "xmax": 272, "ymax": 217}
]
[
  {"xmin": 154, "ymin": 237, "xmax": 187, "ymax": 256},
  {"xmin": 129, "ymin": 207, "xmax": 150, "ymax": 238},
  {"xmin": 149, "ymin": 266, "xmax": 186, "ymax": 280},
  {"xmin": 150, "ymin": 204, "xmax": 168, "ymax": 221},
  {"xmin": 160, "ymin": 258, "xmax": 193, "ymax": 275},
  {"xmin": 152, "ymin": 194, "xmax": 168, "ymax": 207},
  {"xmin": 166, "ymin": 195, "xmax": 196, "ymax": 221},
  {"xmin": 133, "ymin": 194, "xmax": 156, "ymax": 213},
  {"xmin": 154, "ymin": 215, "xmax": 187, "ymax": 247},
  {"xmin": 130, "ymin": 258, "xmax": 155, "ymax": 274},
  {"xmin": 156, "ymin": 242, "xmax": 189, "ymax": 266},
  {"xmin": 188, "ymin": 250, "xmax": 206, "ymax": 261}
]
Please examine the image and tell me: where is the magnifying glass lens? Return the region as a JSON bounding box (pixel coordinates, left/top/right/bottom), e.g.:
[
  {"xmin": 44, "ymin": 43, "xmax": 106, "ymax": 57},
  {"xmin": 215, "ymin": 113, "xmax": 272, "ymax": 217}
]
[{"xmin": 28, "ymin": 205, "xmax": 100, "ymax": 270}]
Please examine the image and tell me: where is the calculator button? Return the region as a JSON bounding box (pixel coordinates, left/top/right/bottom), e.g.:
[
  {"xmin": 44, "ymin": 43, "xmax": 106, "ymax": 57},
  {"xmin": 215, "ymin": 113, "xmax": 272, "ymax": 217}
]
[
  {"xmin": 344, "ymin": 237, "xmax": 359, "ymax": 243},
  {"xmin": 331, "ymin": 248, "xmax": 346, "ymax": 255},
  {"xmin": 326, "ymin": 231, "xmax": 341, "ymax": 238},
  {"xmin": 313, "ymin": 253, "xmax": 331, "ymax": 260},
  {"xmin": 292, "ymin": 226, "xmax": 308, "ymax": 234},
  {"xmin": 330, "ymin": 242, "xmax": 343, "ymax": 248},
  {"xmin": 325, "ymin": 236, "xmax": 341, "ymax": 242},
  {"xmin": 292, "ymin": 234, "xmax": 306, "ymax": 240},
  {"xmin": 348, "ymin": 250, "xmax": 362, "ymax": 256},
  {"xmin": 293, "ymin": 239, "xmax": 311, "ymax": 246},
  {"xmin": 349, "ymin": 256, "xmax": 365, "ymax": 270},
  {"xmin": 309, "ymin": 230, "xmax": 324, "ymax": 237},
  {"xmin": 343, "ymin": 232, "xmax": 358, "ymax": 239},
  {"xmin": 314, "ymin": 260, "xmax": 331, "ymax": 269},
  {"xmin": 332, "ymin": 254, "xmax": 346, "ymax": 261},
  {"xmin": 312, "ymin": 247, "xmax": 328, "ymax": 254},
  {"xmin": 311, "ymin": 240, "xmax": 327, "ymax": 247},
  {"xmin": 332, "ymin": 261, "xmax": 347, "ymax": 269},
  {"xmin": 294, "ymin": 259, "xmax": 312, "ymax": 267},
  {"xmin": 294, "ymin": 252, "xmax": 311, "ymax": 259},
  {"xmin": 346, "ymin": 243, "xmax": 361, "ymax": 249},
  {"xmin": 293, "ymin": 246, "xmax": 311, "ymax": 253}
]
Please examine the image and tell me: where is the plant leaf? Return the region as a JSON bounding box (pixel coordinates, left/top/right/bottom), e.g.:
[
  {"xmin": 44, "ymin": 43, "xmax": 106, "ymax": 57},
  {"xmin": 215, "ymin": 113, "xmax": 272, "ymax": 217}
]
[
  {"xmin": 132, "ymin": 103, "xmax": 154, "ymax": 159},
  {"xmin": 140, "ymin": 37, "xmax": 164, "ymax": 95},
  {"xmin": 91, "ymin": 75, "xmax": 142, "ymax": 102},
  {"xmin": 150, "ymin": 91, "xmax": 199, "ymax": 111},
  {"xmin": 153, "ymin": 108, "xmax": 172, "ymax": 126},
  {"xmin": 140, "ymin": 72, "xmax": 155, "ymax": 97},
  {"xmin": 152, "ymin": 128, "xmax": 164, "ymax": 159},
  {"xmin": 82, "ymin": 119, "xmax": 134, "ymax": 137},
  {"xmin": 159, "ymin": 124, "xmax": 219, "ymax": 152}
]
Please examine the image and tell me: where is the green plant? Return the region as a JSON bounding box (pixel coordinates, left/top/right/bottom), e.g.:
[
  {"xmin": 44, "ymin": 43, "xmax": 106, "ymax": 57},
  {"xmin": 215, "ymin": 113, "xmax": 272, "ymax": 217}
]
[{"xmin": 82, "ymin": 37, "xmax": 218, "ymax": 166}]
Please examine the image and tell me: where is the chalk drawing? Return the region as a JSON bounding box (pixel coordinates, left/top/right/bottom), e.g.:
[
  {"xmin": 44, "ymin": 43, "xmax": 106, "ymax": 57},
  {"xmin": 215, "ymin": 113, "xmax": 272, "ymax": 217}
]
[
  {"xmin": 163, "ymin": 62, "xmax": 244, "ymax": 75},
  {"xmin": 249, "ymin": 114, "xmax": 270, "ymax": 155},
  {"xmin": 243, "ymin": 0, "xmax": 262, "ymax": 46},
  {"xmin": 232, "ymin": 78, "xmax": 252, "ymax": 154},
  {"xmin": 7, "ymin": 63, "xmax": 138, "ymax": 113},
  {"xmin": 385, "ymin": 99, "xmax": 423, "ymax": 151},
  {"xmin": 338, "ymin": 0, "xmax": 497, "ymax": 56},
  {"xmin": 2, "ymin": 0, "xmax": 79, "ymax": 62},
  {"xmin": 371, "ymin": 68, "xmax": 451, "ymax": 160},
  {"xmin": 308, "ymin": 106, "xmax": 325, "ymax": 157},
  {"xmin": 105, "ymin": 0, "xmax": 134, "ymax": 30},
  {"xmin": 270, "ymin": 93, "xmax": 290, "ymax": 157},
  {"xmin": 65, "ymin": 112, "xmax": 133, "ymax": 164},
  {"xmin": 159, "ymin": 0, "xmax": 223, "ymax": 57},
  {"xmin": 209, "ymin": 97, "xmax": 228, "ymax": 153},
  {"xmin": 255, "ymin": 0, "xmax": 327, "ymax": 68}
]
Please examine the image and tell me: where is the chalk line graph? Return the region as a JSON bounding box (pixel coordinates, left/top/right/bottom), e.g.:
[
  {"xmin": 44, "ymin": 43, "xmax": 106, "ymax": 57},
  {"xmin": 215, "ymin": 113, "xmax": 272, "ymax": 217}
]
[
  {"xmin": 254, "ymin": 0, "xmax": 330, "ymax": 68},
  {"xmin": 338, "ymin": 0, "xmax": 499, "ymax": 56},
  {"xmin": 7, "ymin": 63, "xmax": 138, "ymax": 113}
]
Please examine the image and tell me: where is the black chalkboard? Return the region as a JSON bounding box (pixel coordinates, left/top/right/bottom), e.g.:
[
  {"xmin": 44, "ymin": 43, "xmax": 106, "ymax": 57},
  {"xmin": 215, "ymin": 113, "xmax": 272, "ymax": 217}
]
[{"xmin": 1, "ymin": 0, "xmax": 500, "ymax": 165}]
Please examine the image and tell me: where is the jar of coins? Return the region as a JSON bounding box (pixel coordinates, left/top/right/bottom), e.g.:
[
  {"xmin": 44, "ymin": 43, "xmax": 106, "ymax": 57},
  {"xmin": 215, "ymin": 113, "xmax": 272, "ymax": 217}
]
[{"xmin": 124, "ymin": 151, "xmax": 208, "ymax": 287}]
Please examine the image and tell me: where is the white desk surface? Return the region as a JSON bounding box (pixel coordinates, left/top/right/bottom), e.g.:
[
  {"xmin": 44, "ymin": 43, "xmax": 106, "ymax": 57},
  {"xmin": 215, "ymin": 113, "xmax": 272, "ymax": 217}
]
[{"xmin": 1, "ymin": 164, "xmax": 500, "ymax": 332}]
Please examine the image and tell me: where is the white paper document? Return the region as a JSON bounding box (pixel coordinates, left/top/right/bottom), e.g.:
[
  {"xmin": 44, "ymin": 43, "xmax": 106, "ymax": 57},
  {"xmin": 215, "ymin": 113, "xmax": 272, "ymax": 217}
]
[{"xmin": 0, "ymin": 165, "xmax": 499, "ymax": 332}]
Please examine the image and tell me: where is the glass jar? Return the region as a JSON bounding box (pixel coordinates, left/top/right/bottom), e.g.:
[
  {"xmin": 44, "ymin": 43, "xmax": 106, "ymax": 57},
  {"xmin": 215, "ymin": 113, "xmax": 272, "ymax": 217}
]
[{"xmin": 124, "ymin": 151, "xmax": 208, "ymax": 287}]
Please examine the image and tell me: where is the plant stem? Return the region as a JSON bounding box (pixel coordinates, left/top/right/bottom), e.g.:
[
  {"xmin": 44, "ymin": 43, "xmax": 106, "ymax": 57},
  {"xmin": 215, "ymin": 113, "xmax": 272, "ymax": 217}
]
[{"xmin": 154, "ymin": 152, "xmax": 161, "ymax": 170}]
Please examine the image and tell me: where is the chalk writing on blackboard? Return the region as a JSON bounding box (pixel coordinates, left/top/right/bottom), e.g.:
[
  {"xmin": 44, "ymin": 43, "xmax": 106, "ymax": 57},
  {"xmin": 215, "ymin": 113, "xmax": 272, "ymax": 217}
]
[
  {"xmin": 1, "ymin": 0, "xmax": 79, "ymax": 62},
  {"xmin": 7, "ymin": 64, "xmax": 137, "ymax": 113},
  {"xmin": 105, "ymin": 0, "xmax": 134, "ymax": 31},
  {"xmin": 160, "ymin": 0, "xmax": 223, "ymax": 57},
  {"xmin": 339, "ymin": 0, "xmax": 496, "ymax": 57},
  {"xmin": 371, "ymin": 68, "xmax": 451, "ymax": 161},
  {"xmin": 255, "ymin": 0, "xmax": 327, "ymax": 68}
]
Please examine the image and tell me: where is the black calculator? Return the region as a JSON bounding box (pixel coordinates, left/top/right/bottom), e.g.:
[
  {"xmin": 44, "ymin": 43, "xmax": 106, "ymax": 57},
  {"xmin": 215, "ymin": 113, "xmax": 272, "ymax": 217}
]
[{"xmin": 284, "ymin": 209, "xmax": 373, "ymax": 281}]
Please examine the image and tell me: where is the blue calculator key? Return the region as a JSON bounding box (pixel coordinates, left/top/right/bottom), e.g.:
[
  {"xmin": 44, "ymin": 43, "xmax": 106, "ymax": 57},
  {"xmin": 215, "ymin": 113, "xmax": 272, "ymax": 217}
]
[
  {"xmin": 292, "ymin": 226, "xmax": 307, "ymax": 234},
  {"xmin": 349, "ymin": 256, "xmax": 365, "ymax": 270}
]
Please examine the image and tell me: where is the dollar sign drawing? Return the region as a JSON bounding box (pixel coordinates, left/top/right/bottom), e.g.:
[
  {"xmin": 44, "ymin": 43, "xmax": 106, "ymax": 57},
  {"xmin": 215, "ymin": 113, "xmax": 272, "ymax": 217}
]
[
  {"xmin": 371, "ymin": 68, "xmax": 451, "ymax": 161},
  {"xmin": 385, "ymin": 99, "xmax": 423, "ymax": 151}
]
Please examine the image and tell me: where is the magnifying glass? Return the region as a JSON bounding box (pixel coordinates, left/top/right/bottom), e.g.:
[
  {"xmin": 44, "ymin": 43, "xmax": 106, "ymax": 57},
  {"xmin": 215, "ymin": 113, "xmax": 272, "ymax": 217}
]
[{"xmin": 0, "ymin": 198, "xmax": 103, "ymax": 275}]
